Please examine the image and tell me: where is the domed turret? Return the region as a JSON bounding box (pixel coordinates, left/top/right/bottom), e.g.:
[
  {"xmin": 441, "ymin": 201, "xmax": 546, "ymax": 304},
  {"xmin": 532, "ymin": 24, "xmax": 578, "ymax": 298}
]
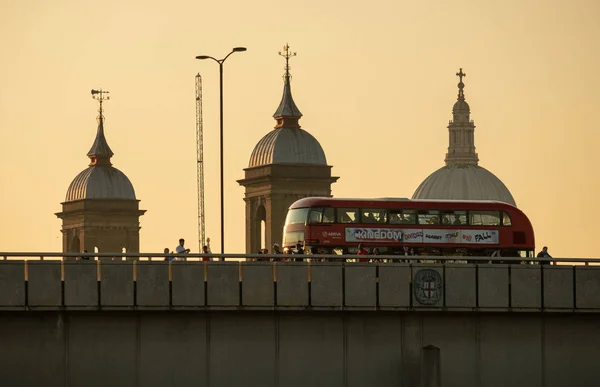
[
  {"xmin": 453, "ymin": 99, "xmax": 470, "ymax": 112},
  {"xmin": 412, "ymin": 69, "xmax": 516, "ymax": 206},
  {"xmin": 56, "ymin": 89, "xmax": 145, "ymax": 254},
  {"xmin": 65, "ymin": 167, "xmax": 136, "ymax": 201},
  {"xmin": 238, "ymin": 44, "xmax": 338, "ymax": 254},
  {"xmin": 249, "ymin": 128, "xmax": 327, "ymax": 167}
]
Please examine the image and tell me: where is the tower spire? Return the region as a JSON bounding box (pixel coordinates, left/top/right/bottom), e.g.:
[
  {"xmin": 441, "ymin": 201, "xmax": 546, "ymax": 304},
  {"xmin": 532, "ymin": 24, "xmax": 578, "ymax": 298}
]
[
  {"xmin": 273, "ymin": 43, "xmax": 302, "ymax": 129},
  {"xmin": 445, "ymin": 69, "xmax": 479, "ymax": 166},
  {"xmin": 87, "ymin": 89, "xmax": 114, "ymax": 166}
]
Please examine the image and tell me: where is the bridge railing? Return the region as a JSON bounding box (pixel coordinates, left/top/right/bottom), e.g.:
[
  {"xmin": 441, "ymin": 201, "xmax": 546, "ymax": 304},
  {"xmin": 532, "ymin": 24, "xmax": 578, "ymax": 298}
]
[
  {"xmin": 0, "ymin": 251, "xmax": 596, "ymax": 265},
  {"xmin": 0, "ymin": 252, "xmax": 599, "ymax": 311}
]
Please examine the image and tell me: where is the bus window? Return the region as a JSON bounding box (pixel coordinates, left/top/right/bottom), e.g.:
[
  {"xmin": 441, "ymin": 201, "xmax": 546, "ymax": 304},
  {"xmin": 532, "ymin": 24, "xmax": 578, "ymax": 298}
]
[
  {"xmin": 285, "ymin": 208, "xmax": 309, "ymax": 225},
  {"xmin": 502, "ymin": 212, "xmax": 512, "ymax": 226},
  {"xmin": 441, "ymin": 211, "xmax": 467, "ymax": 225},
  {"xmin": 361, "ymin": 208, "xmax": 387, "ymax": 224},
  {"xmin": 389, "ymin": 209, "xmax": 416, "ymax": 224},
  {"xmin": 418, "ymin": 210, "xmax": 440, "ymax": 225},
  {"xmin": 308, "ymin": 207, "xmax": 335, "ymax": 224},
  {"xmin": 469, "ymin": 211, "xmax": 501, "ymax": 226},
  {"xmin": 337, "ymin": 208, "xmax": 359, "ymax": 224},
  {"xmin": 323, "ymin": 208, "xmax": 335, "ymax": 223}
]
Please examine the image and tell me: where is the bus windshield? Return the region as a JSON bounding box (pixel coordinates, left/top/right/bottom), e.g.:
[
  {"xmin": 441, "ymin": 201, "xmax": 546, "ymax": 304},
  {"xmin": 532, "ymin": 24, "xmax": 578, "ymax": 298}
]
[{"xmin": 285, "ymin": 208, "xmax": 309, "ymax": 225}]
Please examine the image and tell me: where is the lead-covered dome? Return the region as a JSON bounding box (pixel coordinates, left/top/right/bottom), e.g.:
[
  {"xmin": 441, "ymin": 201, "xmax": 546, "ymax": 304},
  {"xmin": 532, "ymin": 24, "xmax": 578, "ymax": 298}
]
[
  {"xmin": 65, "ymin": 166, "xmax": 136, "ymax": 201},
  {"xmin": 412, "ymin": 165, "xmax": 515, "ymax": 206},
  {"xmin": 413, "ymin": 69, "xmax": 516, "ymax": 206},
  {"xmin": 64, "ymin": 98, "xmax": 137, "ymax": 203},
  {"xmin": 249, "ymin": 128, "xmax": 327, "ymax": 167},
  {"xmin": 453, "ymin": 99, "xmax": 470, "ymax": 112}
]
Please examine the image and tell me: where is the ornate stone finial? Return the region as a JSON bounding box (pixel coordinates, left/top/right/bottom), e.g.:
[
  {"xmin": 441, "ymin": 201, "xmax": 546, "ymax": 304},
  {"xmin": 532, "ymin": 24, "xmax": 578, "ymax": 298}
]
[
  {"xmin": 456, "ymin": 69, "xmax": 466, "ymax": 100},
  {"xmin": 278, "ymin": 43, "xmax": 296, "ymax": 79}
]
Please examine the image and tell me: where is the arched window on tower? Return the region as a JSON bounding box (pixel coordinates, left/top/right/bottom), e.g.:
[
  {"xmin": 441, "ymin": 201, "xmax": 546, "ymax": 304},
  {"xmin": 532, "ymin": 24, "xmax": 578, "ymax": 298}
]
[
  {"xmin": 256, "ymin": 205, "xmax": 267, "ymax": 253},
  {"xmin": 261, "ymin": 220, "xmax": 266, "ymax": 251},
  {"xmin": 70, "ymin": 235, "xmax": 80, "ymax": 253}
]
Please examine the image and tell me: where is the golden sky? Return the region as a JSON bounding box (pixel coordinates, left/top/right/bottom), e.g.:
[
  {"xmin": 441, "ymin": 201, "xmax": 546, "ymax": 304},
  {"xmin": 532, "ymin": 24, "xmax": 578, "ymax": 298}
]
[{"xmin": 1, "ymin": 0, "xmax": 599, "ymax": 257}]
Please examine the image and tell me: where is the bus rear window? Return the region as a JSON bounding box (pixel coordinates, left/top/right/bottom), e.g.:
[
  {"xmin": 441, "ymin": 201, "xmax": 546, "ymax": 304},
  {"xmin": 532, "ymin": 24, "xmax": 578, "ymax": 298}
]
[
  {"xmin": 285, "ymin": 208, "xmax": 309, "ymax": 225},
  {"xmin": 502, "ymin": 212, "xmax": 512, "ymax": 226}
]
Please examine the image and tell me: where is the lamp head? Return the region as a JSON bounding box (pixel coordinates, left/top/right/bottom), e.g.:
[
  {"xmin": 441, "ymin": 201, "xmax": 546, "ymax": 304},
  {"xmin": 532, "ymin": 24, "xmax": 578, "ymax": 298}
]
[
  {"xmin": 232, "ymin": 47, "xmax": 247, "ymax": 52},
  {"xmin": 195, "ymin": 55, "xmax": 210, "ymax": 60}
]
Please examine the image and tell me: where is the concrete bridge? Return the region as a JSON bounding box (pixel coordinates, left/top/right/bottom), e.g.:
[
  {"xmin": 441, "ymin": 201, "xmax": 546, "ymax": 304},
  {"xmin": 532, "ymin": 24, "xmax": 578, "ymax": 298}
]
[{"xmin": 0, "ymin": 253, "xmax": 599, "ymax": 387}]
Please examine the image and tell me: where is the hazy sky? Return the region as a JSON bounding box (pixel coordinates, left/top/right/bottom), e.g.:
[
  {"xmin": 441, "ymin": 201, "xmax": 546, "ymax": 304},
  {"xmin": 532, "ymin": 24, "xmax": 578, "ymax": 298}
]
[{"xmin": 1, "ymin": 0, "xmax": 599, "ymax": 257}]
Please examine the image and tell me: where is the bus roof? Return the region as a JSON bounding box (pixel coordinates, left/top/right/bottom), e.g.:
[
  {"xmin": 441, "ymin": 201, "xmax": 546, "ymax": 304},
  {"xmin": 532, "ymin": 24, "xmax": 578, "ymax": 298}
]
[{"xmin": 290, "ymin": 197, "xmax": 518, "ymax": 207}]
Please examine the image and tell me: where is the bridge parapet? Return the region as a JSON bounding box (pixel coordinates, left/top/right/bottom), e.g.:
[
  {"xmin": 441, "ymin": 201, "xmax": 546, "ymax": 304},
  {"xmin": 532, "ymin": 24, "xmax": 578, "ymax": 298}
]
[{"xmin": 1, "ymin": 260, "xmax": 599, "ymax": 311}]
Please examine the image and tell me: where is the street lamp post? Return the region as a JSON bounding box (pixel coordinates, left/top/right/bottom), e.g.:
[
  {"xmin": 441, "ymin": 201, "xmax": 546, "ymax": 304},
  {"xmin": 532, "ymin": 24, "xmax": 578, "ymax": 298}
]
[{"xmin": 196, "ymin": 47, "xmax": 246, "ymax": 255}]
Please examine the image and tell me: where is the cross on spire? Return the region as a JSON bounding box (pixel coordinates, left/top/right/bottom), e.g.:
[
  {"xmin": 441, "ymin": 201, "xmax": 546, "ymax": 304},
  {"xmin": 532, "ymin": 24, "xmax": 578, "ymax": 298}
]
[
  {"xmin": 455, "ymin": 68, "xmax": 466, "ymax": 100},
  {"xmin": 456, "ymin": 68, "xmax": 466, "ymax": 83},
  {"xmin": 278, "ymin": 43, "xmax": 296, "ymax": 79}
]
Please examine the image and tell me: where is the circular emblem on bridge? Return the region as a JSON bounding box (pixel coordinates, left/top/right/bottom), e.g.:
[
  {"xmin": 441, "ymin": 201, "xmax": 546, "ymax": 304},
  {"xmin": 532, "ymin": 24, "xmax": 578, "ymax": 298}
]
[{"xmin": 413, "ymin": 269, "xmax": 443, "ymax": 305}]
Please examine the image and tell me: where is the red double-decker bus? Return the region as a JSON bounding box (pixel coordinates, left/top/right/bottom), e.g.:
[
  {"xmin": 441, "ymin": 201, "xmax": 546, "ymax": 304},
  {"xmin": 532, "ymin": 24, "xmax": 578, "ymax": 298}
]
[{"xmin": 282, "ymin": 197, "xmax": 535, "ymax": 257}]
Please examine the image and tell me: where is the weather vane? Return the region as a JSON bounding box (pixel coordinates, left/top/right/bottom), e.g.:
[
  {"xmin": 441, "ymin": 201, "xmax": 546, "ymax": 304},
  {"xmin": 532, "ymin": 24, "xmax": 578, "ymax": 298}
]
[
  {"xmin": 91, "ymin": 88, "xmax": 110, "ymax": 121},
  {"xmin": 278, "ymin": 43, "xmax": 296, "ymax": 78}
]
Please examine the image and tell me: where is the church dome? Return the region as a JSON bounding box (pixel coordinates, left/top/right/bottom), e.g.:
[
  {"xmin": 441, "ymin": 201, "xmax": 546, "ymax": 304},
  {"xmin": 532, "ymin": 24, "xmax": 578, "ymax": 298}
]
[
  {"xmin": 65, "ymin": 166, "xmax": 136, "ymax": 201},
  {"xmin": 249, "ymin": 128, "xmax": 327, "ymax": 167},
  {"xmin": 413, "ymin": 69, "xmax": 516, "ymax": 206},
  {"xmin": 412, "ymin": 165, "xmax": 516, "ymax": 206}
]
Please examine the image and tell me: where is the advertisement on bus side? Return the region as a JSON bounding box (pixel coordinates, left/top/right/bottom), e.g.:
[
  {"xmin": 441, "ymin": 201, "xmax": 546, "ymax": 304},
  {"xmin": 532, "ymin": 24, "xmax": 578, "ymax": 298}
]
[
  {"xmin": 345, "ymin": 228, "xmax": 499, "ymax": 244},
  {"xmin": 345, "ymin": 228, "xmax": 403, "ymax": 243}
]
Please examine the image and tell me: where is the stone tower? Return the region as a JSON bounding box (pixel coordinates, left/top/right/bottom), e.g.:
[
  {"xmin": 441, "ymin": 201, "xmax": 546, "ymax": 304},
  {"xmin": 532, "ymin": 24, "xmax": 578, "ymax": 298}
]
[
  {"xmin": 238, "ymin": 45, "xmax": 338, "ymax": 254},
  {"xmin": 56, "ymin": 89, "xmax": 145, "ymax": 254}
]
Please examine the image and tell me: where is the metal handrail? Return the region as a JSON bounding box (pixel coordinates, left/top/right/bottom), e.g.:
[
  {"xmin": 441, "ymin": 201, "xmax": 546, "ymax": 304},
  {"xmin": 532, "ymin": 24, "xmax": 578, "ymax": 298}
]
[{"xmin": 0, "ymin": 251, "xmax": 595, "ymax": 264}]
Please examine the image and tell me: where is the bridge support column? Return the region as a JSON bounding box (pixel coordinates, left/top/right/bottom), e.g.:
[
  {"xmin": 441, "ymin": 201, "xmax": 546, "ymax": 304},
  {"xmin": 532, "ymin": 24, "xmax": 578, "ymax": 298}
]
[{"xmin": 421, "ymin": 344, "xmax": 441, "ymax": 387}]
